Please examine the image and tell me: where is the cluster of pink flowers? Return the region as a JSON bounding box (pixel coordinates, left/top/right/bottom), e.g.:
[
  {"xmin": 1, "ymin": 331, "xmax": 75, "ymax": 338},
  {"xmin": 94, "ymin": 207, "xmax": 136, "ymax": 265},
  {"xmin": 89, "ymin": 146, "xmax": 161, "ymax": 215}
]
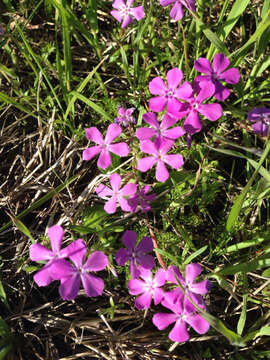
[
  {"xmin": 30, "ymin": 225, "xmax": 108, "ymax": 300},
  {"xmin": 115, "ymin": 231, "xmax": 211, "ymax": 342}
]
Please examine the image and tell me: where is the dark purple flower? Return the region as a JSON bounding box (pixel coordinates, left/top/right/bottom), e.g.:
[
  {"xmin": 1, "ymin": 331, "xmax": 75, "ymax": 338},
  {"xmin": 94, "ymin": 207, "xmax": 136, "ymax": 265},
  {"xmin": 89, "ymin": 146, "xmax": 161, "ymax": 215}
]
[
  {"xmin": 116, "ymin": 230, "xmax": 155, "ymax": 278},
  {"xmin": 83, "ymin": 124, "xmax": 130, "ymax": 169},
  {"xmin": 136, "ymin": 112, "xmax": 185, "ymax": 143},
  {"xmin": 96, "ymin": 173, "xmax": 137, "ymax": 214},
  {"xmin": 248, "ymin": 107, "xmax": 270, "ymax": 136},
  {"xmin": 194, "ymin": 53, "xmax": 240, "ymax": 101},
  {"xmin": 128, "ymin": 185, "xmax": 156, "ymax": 213},
  {"xmin": 111, "ymin": 0, "xmax": 145, "ymax": 28},
  {"xmin": 137, "ymin": 138, "xmax": 184, "ymax": 182},
  {"xmin": 160, "ymin": 0, "xmax": 196, "ymax": 21},
  {"xmin": 128, "ymin": 267, "xmax": 166, "ymax": 309},
  {"xmin": 115, "ymin": 105, "xmax": 136, "ymax": 127},
  {"xmin": 50, "ymin": 240, "xmax": 108, "ymax": 300},
  {"xmin": 149, "ymin": 68, "xmax": 192, "ymax": 112},
  {"xmin": 153, "ymin": 290, "xmax": 210, "ymax": 342}
]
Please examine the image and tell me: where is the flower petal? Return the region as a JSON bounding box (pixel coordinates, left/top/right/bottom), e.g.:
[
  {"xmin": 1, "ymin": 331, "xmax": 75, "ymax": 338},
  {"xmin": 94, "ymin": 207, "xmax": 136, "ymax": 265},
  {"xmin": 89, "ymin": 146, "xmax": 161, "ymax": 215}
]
[
  {"xmin": 160, "ymin": 0, "xmax": 175, "ymax": 6},
  {"xmin": 153, "ymin": 287, "xmax": 164, "ymax": 305},
  {"xmin": 135, "ymin": 292, "xmax": 152, "ymax": 309},
  {"xmin": 136, "ymin": 127, "xmax": 156, "ymax": 140},
  {"xmin": 59, "ymin": 274, "xmax": 81, "ymax": 300},
  {"xmin": 122, "ymin": 230, "xmax": 137, "ymax": 250},
  {"xmin": 82, "ymin": 146, "xmax": 102, "ymax": 161},
  {"xmin": 84, "ymin": 251, "xmax": 108, "ymax": 272},
  {"xmin": 48, "ymin": 225, "xmax": 64, "ymax": 253},
  {"xmin": 128, "ymin": 279, "xmax": 145, "ymax": 295},
  {"xmin": 149, "ymin": 77, "xmax": 167, "ymax": 95},
  {"xmin": 186, "ymin": 314, "xmax": 210, "ymax": 334},
  {"xmin": 111, "ymin": 9, "xmax": 124, "ymax": 22},
  {"xmin": 96, "ymin": 184, "xmax": 113, "ymax": 198},
  {"xmin": 137, "ymin": 236, "xmax": 153, "ymax": 252},
  {"xmin": 219, "ymin": 68, "xmax": 240, "ymax": 84},
  {"xmin": 121, "ymin": 183, "xmax": 137, "ymax": 196},
  {"xmin": 109, "ymin": 142, "xmax": 130, "ymax": 157},
  {"xmin": 149, "ymin": 96, "xmax": 168, "ymax": 112},
  {"xmin": 194, "ymin": 57, "xmax": 212, "ymax": 74},
  {"xmin": 33, "ymin": 264, "xmax": 54, "ymax": 287},
  {"xmin": 104, "ymin": 196, "xmax": 117, "ymax": 214},
  {"xmin": 115, "ymin": 248, "xmax": 131, "ymax": 266},
  {"xmin": 138, "ymin": 254, "xmax": 155, "ymax": 269},
  {"xmin": 156, "ymin": 160, "xmax": 169, "ymax": 182},
  {"xmin": 121, "ymin": 15, "xmax": 133, "ymax": 28},
  {"xmin": 198, "ymin": 103, "xmax": 223, "ymax": 121},
  {"xmin": 170, "ymin": 1, "xmax": 184, "ymax": 20},
  {"xmin": 169, "ymin": 319, "xmax": 189, "ymax": 342},
  {"xmin": 130, "ymin": 6, "xmax": 145, "ymax": 20},
  {"xmin": 184, "ymin": 110, "xmax": 202, "ymax": 134},
  {"xmin": 163, "ymin": 154, "xmax": 184, "ymax": 169},
  {"xmin": 190, "ymin": 280, "xmax": 212, "ymax": 294},
  {"xmin": 112, "ymin": 0, "xmax": 125, "ymax": 9},
  {"xmin": 85, "ymin": 127, "xmax": 104, "ymax": 144},
  {"xmin": 152, "ymin": 313, "xmax": 178, "ymax": 330},
  {"xmin": 109, "ymin": 173, "xmax": 122, "ymax": 191},
  {"xmin": 30, "ymin": 244, "xmax": 53, "ymax": 261},
  {"xmin": 81, "ymin": 273, "xmax": 104, "ymax": 297},
  {"xmin": 154, "ymin": 268, "xmax": 167, "ymax": 286},
  {"xmin": 166, "ymin": 68, "xmax": 183, "ymax": 89},
  {"xmin": 138, "ymin": 157, "xmax": 157, "ymax": 172},
  {"xmin": 64, "ymin": 239, "xmax": 86, "ymax": 268},
  {"xmin": 105, "ymin": 124, "xmax": 122, "ymax": 144},
  {"xmin": 140, "ymin": 139, "xmax": 158, "ymax": 155},
  {"xmin": 196, "ymin": 82, "xmax": 215, "ymax": 103},
  {"xmin": 213, "ymin": 80, "xmax": 230, "ymax": 101},
  {"xmin": 212, "ymin": 53, "xmax": 230, "ymax": 74},
  {"xmin": 97, "ymin": 149, "xmax": 112, "ymax": 169}
]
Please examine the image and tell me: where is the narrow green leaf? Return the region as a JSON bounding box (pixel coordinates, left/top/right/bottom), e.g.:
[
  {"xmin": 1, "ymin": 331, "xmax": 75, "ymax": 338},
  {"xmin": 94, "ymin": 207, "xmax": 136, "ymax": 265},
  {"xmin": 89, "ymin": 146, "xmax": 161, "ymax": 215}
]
[
  {"xmin": 154, "ymin": 248, "xmax": 182, "ymax": 268},
  {"xmin": 216, "ymin": 255, "xmax": 270, "ymax": 276},
  {"xmin": 183, "ymin": 245, "xmax": 208, "ymax": 265},
  {"xmin": 0, "ymin": 281, "xmax": 10, "ymax": 311},
  {"xmin": 223, "ymin": 238, "xmax": 265, "ymax": 253},
  {"xmin": 244, "ymin": 326, "xmax": 270, "ymax": 342},
  {"xmin": 237, "ymin": 294, "xmax": 248, "ymax": 335}
]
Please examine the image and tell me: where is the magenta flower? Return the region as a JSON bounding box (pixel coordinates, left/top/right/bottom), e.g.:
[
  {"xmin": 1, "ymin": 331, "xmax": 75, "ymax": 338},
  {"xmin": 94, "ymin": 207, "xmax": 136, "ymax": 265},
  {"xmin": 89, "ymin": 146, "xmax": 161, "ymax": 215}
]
[
  {"xmin": 115, "ymin": 230, "xmax": 155, "ymax": 278},
  {"xmin": 128, "ymin": 185, "xmax": 156, "ymax": 213},
  {"xmin": 96, "ymin": 173, "xmax": 137, "ymax": 214},
  {"xmin": 30, "ymin": 225, "xmax": 76, "ymax": 287},
  {"xmin": 128, "ymin": 267, "xmax": 166, "ymax": 309},
  {"xmin": 152, "ymin": 290, "xmax": 210, "ymax": 342},
  {"xmin": 148, "ymin": 68, "xmax": 193, "ymax": 112},
  {"xmin": 115, "ymin": 105, "xmax": 136, "ymax": 127},
  {"xmin": 167, "ymin": 264, "xmax": 212, "ymax": 296},
  {"xmin": 194, "ymin": 53, "xmax": 240, "ymax": 101},
  {"xmin": 111, "ymin": 0, "xmax": 145, "ymax": 28},
  {"xmin": 160, "ymin": 0, "xmax": 195, "ymax": 21},
  {"xmin": 136, "ymin": 112, "xmax": 185, "ymax": 142},
  {"xmin": 50, "ymin": 240, "xmax": 108, "ymax": 300},
  {"xmin": 248, "ymin": 107, "xmax": 270, "ymax": 136},
  {"xmin": 137, "ymin": 138, "xmax": 184, "ymax": 182},
  {"xmin": 82, "ymin": 124, "xmax": 130, "ymax": 170}
]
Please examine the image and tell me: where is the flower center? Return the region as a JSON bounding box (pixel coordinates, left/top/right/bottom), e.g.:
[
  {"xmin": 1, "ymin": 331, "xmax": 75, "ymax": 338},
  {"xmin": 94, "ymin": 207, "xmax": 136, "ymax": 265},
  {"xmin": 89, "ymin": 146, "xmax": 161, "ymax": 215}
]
[
  {"xmin": 120, "ymin": 5, "xmax": 131, "ymax": 15},
  {"xmin": 165, "ymin": 88, "xmax": 175, "ymax": 99}
]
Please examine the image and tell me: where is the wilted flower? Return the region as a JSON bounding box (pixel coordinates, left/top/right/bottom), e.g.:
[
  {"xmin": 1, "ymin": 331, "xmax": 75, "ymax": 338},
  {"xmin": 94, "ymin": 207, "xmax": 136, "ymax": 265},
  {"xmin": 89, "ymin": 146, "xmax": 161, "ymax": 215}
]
[{"xmin": 115, "ymin": 105, "xmax": 136, "ymax": 127}]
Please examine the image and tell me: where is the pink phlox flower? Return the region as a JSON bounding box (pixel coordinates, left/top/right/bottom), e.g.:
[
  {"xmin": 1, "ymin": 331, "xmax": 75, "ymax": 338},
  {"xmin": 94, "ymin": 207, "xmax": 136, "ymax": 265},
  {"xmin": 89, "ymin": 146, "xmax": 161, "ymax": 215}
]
[
  {"xmin": 128, "ymin": 185, "xmax": 156, "ymax": 213},
  {"xmin": 96, "ymin": 173, "xmax": 137, "ymax": 214},
  {"xmin": 30, "ymin": 225, "xmax": 77, "ymax": 287},
  {"xmin": 137, "ymin": 138, "xmax": 184, "ymax": 182},
  {"xmin": 160, "ymin": 0, "xmax": 195, "ymax": 21},
  {"xmin": 148, "ymin": 68, "xmax": 193, "ymax": 112},
  {"xmin": 115, "ymin": 230, "xmax": 155, "ymax": 278},
  {"xmin": 248, "ymin": 107, "xmax": 270, "ymax": 136},
  {"xmin": 167, "ymin": 264, "xmax": 212, "ymax": 297},
  {"xmin": 115, "ymin": 105, "xmax": 136, "ymax": 127},
  {"xmin": 136, "ymin": 112, "xmax": 185, "ymax": 142},
  {"xmin": 82, "ymin": 124, "xmax": 130, "ymax": 170},
  {"xmin": 152, "ymin": 290, "xmax": 210, "ymax": 342},
  {"xmin": 50, "ymin": 240, "xmax": 108, "ymax": 300},
  {"xmin": 194, "ymin": 53, "xmax": 240, "ymax": 101},
  {"xmin": 128, "ymin": 267, "xmax": 166, "ymax": 309},
  {"xmin": 169, "ymin": 81, "xmax": 223, "ymax": 140},
  {"xmin": 111, "ymin": 0, "xmax": 145, "ymax": 28}
]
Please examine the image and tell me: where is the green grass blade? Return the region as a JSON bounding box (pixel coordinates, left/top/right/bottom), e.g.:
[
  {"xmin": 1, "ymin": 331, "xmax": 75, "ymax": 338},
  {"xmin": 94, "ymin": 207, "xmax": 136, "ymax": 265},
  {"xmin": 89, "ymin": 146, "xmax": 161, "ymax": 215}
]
[
  {"xmin": 223, "ymin": 237, "xmax": 265, "ymax": 254},
  {"xmin": 226, "ymin": 140, "xmax": 270, "ymax": 231},
  {"xmin": 237, "ymin": 294, "xmax": 248, "ymax": 335},
  {"xmin": 61, "ymin": 0, "xmax": 72, "ymax": 92},
  {"xmin": 183, "ymin": 245, "xmax": 208, "ymax": 265}
]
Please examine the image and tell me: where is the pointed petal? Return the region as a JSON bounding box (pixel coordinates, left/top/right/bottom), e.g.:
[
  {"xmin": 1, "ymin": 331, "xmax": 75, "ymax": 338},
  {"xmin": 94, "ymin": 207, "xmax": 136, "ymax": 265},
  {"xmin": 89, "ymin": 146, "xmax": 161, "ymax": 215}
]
[
  {"xmin": 196, "ymin": 82, "xmax": 215, "ymax": 103},
  {"xmin": 167, "ymin": 102, "xmax": 189, "ymax": 120},
  {"xmin": 162, "ymin": 127, "xmax": 185, "ymax": 140},
  {"xmin": 50, "ymin": 259, "xmax": 76, "ymax": 279},
  {"xmin": 152, "ymin": 313, "xmax": 178, "ymax": 330},
  {"xmin": 112, "ymin": 0, "xmax": 125, "ymax": 9},
  {"xmin": 184, "ymin": 110, "xmax": 202, "ymax": 134},
  {"xmin": 170, "ymin": 2, "xmax": 184, "ymax": 20},
  {"xmin": 48, "ymin": 225, "xmax": 64, "ymax": 253},
  {"xmin": 153, "ymin": 287, "xmax": 164, "ymax": 305},
  {"xmin": 149, "ymin": 96, "xmax": 167, "ymax": 112},
  {"xmin": 140, "ymin": 139, "xmax": 158, "ymax": 155},
  {"xmin": 155, "ymin": 161, "xmax": 169, "ymax": 182},
  {"xmin": 121, "ymin": 15, "xmax": 133, "ymax": 28},
  {"xmin": 118, "ymin": 196, "xmax": 133, "ymax": 212},
  {"xmin": 96, "ymin": 184, "xmax": 113, "ymax": 198},
  {"xmin": 186, "ymin": 314, "xmax": 210, "ymax": 334},
  {"xmin": 176, "ymin": 81, "xmax": 194, "ymax": 100},
  {"xmin": 166, "ymin": 68, "xmax": 183, "ymax": 89},
  {"xmin": 154, "ymin": 268, "xmax": 167, "ymax": 286},
  {"xmin": 130, "ymin": 6, "xmax": 145, "ymax": 20},
  {"xmin": 84, "ymin": 251, "xmax": 108, "ymax": 272},
  {"xmin": 82, "ymin": 146, "xmax": 101, "ymax": 161},
  {"xmin": 128, "ymin": 279, "xmax": 145, "ymax": 295},
  {"xmin": 122, "ymin": 230, "xmax": 137, "ymax": 250},
  {"xmin": 109, "ymin": 142, "xmax": 130, "ymax": 157},
  {"xmin": 169, "ymin": 319, "xmax": 189, "ymax": 342},
  {"xmin": 135, "ymin": 292, "xmax": 152, "ymax": 309},
  {"xmin": 142, "ymin": 112, "xmax": 159, "ymax": 127},
  {"xmin": 138, "ymin": 156, "xmax": 157, "ymax": 172},
  {"xmin": 33, "ymin": 265, "xmax": 54, "ymax": 286},
  {"xmin": 160, "ymin": 0, "xmax": 175, "ymax": 6},
  {"xmin": 138, "ymin": 254, "xmax": 155, "ymax": 269},
  {"xmin": 81, "ymin": 273, "xmax": 104, "ymax": 297},
  {"xmin": 199, "ymin": 103, "xmax": 223, "ymax": 121},
  {"xmin": 65, "ymin": 239, "xmax": 86, "ymax": 268},
  {"xmin": 109, "ymin": 173, "xmax": 122, "ymax": 191},
  {"xmin": 213, "ymin": 80, "xmax": 230, "ymax": 101},
  {"xmin": 163, "ymin": 154, "xmax": 184, "ymax": 169},
  {"xmin": 85, "ymin": 127, "xmax": 104, "ymax": 144},
  {"xmin": 149, "ymin": 77, "xmax": 167, "ymax": 95},
  {"xmin": 61, "ymin": 239, "xmax": 87, "ymax": 259},
  {"xmin": 111, "ymin": 9, "xmax": 124, "ymax": 22},
  {"xmin": 30, "ymin": 244, "xmax": 53, "ymax": 261},
  {"xmin": 137, "ymin": 267, "xmax": 153, "ymax": 281},
  {"xmin": 136, "ymin": 127, "xmax": 156, "ymax": 140},
  {"xmin": 115, "ymin": 248, "xmax": 131, "ymax": 266},
  {"xmin": 157, "ymin": 138, "xmax": 174, "ymax": 154},
  {"xmin": 212, "ymin": 53, "xmax": 230, "ymax": 74},
  {"xmin": 161, "ymin": 112, "xmax": 178, "ymax": 129},
  {"xmin": 59, "ymin": 274, "xmax": 81, "ymax": 300},
  {"xmin": 137, "ymin": 236, "xmax": 153, "ymax": 252},
  {"xmin": 166, "ymin": 265, "xmax": 184, "ymax": 284},
  {"xmin": 104, "ymin": 196, "xmax": 117, "ymax": 214},
  {"xmin": 97, "ymin": 149, "xmax": 112, "ymax": 169},
  {"xmin": 121, "ymin": 183, "xmax": 137, "ymax": 196},
  {"xmin": 161, "ymin": 290, "xmax": 184, "ymax": 313},
  {"xmin": 190, "ymin": 280, "xmax": 212, "ymax": 294},
  {"xmin": 185, "ymin": 263, "xmax": 202, "ymax": 282},
  {"xmin": 219, "ymin": 68, "xmax": 240, "ymax": 84},
  {"xmin": 194, "ymin": 57, "xmax": 212, "ymax": 74},
  {"xmin": 105, "ymin": 124, "xmax": 122, "ymax": 144}
]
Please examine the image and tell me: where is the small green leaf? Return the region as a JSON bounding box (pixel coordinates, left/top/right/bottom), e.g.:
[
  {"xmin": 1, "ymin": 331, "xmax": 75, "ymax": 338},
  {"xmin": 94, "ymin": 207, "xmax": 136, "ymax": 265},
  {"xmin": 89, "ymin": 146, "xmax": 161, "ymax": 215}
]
[
  {"xmin": 184, "ymin": 245, "xmax": 208, "ymax": 265},
  {"xmin": 237, "ymin": 294, "xmax": 248, "ymax": 335}
]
